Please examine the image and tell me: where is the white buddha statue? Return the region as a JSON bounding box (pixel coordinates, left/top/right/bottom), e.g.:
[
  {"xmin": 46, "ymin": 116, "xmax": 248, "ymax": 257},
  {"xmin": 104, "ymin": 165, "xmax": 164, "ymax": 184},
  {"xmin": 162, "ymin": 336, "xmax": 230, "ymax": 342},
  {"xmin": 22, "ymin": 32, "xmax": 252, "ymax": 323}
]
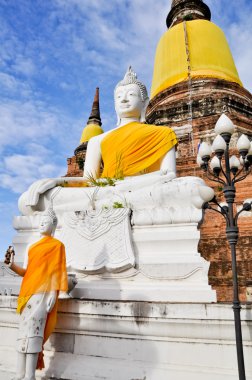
[
  {"xmin": 84, "ymin": 66, "xmax": 177, "ymax": 180},
  {"xmin": 18, "ymin": 67, "xmax": 178, "ymax": 216},
  {"xmin": 9, "ymin": 206, "xmax": 68, "ymax": 380},
  {"xmin": 11, "ymin": 67, "xmax": 215, "ymax": 307}
]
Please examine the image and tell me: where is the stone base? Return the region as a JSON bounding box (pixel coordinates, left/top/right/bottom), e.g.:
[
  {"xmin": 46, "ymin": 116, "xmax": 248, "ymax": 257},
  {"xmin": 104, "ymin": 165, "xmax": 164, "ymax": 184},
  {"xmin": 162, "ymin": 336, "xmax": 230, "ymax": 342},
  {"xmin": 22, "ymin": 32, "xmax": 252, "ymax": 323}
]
[
  {"xmin": 71, "ymin": 273, "xmax": 215, "ymax": 303},
  {"xmin": 2, "ymin": 223, "xmax": 216, "ymax": 303},
  {"xmin": 0, "ymin": 297, "xmax": 252, "ymax": 380}
]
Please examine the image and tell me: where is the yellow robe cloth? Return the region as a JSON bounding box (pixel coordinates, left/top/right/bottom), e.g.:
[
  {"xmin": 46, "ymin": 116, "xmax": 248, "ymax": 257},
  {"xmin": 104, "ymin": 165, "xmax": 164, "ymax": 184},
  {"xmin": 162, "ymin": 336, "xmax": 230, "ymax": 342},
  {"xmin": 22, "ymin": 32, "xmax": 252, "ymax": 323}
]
[
  {"xmin": 151, "ymin": 20, "xmax": 242, "ymax": 99},
  {"xmin": 17, "ymin": 236, "xmax": 68, "ymax": 369},
  {"xmin": 101, "ymin": 122, "xmax": 177, "ymax": 178}
]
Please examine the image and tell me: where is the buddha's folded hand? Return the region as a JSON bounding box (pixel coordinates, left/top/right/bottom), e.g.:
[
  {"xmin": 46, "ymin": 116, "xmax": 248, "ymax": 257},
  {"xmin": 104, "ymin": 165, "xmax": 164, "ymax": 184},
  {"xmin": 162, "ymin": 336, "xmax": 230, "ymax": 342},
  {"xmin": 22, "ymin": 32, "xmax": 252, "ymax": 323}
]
[{"xmin": 25, "ymin": 178, "xmax": 58, "ymax": 207}]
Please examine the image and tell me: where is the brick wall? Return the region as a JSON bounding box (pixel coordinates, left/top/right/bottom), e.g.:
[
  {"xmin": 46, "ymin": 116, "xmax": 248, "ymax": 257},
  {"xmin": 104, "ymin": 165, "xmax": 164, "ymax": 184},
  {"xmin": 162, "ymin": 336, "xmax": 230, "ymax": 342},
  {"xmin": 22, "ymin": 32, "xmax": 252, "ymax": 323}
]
[{"xmin": 177, "ymin": 156, "xmax": 252, "ymax": 302}]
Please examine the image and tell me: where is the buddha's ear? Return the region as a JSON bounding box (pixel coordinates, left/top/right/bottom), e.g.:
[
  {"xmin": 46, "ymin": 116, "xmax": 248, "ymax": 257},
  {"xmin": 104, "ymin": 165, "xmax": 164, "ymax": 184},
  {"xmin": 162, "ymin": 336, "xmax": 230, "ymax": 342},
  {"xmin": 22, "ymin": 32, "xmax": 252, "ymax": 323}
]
[
  {"xmin": 116, "ymin": 115, "xmax": 121, "ymax": 126},
  {"xmin": 140, "ymin": 98, "xmax": 149, "ymax": 123},
  {"xmin": 51, "ymin": 223, "xmax": 57, "ymax": 236}
]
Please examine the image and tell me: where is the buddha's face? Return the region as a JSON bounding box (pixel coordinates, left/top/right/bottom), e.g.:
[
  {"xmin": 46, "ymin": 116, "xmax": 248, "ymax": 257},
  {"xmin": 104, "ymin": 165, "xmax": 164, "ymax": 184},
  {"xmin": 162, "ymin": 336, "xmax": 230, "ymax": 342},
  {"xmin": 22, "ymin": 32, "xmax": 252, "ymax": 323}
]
[
  {"xmin": 115, "ymin": 84, "xmax": 144, "ymax": 120},
  {"xmin": 39, "ymin": 216, "xmax": 54, "ymax": 236}
]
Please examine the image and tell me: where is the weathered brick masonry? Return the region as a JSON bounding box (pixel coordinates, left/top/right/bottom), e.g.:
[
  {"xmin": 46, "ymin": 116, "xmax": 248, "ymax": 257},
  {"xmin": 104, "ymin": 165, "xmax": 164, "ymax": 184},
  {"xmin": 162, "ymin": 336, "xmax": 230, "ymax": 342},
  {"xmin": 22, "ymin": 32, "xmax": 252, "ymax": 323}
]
[{"xmin": 147, "ymin": 77, "xmax": 252, "ymax": 302}]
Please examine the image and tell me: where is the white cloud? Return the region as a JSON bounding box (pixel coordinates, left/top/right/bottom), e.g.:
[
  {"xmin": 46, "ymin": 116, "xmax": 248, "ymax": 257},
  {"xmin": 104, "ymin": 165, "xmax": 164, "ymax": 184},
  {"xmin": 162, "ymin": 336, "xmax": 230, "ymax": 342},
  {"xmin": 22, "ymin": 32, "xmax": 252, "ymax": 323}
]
[
  {"xmin": 0, "ymin": 153, "xmax": 66, "ymax": 193},
  {"xmin": 12, "ymin": 55, "xmax": 36, "ymax": 77},
  {"xmin": 0, "ymin": 72, "xmax": 19, "ymax": 91},
  {"xmin": 0, "ymin": 98, "xmax": 81, "ymax": 152},
  {"xmin": 49, "ymin": 0, "xmax": 170, "ymax": 84},
  {"xmin": 0, "ymin": 71, "xmax": 32, "ymax": 98},
  {"xmin": 25, "ymin": 142, "xmax": 52, "ymax": 156},
  {"xmin": 0, "ymin": 97, "xmax": 83, "ymax": 194}
]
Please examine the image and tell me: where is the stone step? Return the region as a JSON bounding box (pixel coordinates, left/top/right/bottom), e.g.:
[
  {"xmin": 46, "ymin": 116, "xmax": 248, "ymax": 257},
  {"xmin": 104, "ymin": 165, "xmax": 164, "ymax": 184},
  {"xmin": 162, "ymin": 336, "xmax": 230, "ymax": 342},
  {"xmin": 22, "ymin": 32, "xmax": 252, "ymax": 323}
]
[{"xmin": 0, "ymin": 351, "xmax": 248, "ymax": 380}]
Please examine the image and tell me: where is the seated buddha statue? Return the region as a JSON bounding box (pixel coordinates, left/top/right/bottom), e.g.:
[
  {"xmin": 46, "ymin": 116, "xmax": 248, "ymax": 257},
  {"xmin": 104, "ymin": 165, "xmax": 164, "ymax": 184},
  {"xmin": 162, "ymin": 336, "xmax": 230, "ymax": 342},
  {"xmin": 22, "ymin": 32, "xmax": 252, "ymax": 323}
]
[
  {"xmin": 84, "ymin": 66, "xmax": 177, "ymax": 180},
  {"xmin": 18, "ymin": 67, "xmax": 179, "ymax": 216}
]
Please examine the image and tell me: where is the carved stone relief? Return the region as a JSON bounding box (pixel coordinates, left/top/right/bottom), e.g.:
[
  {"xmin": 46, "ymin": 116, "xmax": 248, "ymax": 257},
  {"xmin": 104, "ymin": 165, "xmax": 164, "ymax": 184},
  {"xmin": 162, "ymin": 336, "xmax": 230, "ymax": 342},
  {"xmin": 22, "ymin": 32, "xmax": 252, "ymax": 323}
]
[{"xmin": 60, "ymin": 208, "xmax": 135, "ymax": 273}]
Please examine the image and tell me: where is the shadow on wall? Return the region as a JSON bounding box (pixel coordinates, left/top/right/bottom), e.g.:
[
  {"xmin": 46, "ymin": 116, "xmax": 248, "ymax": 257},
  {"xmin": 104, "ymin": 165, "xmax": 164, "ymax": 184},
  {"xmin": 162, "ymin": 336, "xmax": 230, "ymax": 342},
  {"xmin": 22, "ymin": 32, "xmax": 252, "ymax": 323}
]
[{"xmin": 42, "ymin": 279, "xmax": 157, "ymax": 380}]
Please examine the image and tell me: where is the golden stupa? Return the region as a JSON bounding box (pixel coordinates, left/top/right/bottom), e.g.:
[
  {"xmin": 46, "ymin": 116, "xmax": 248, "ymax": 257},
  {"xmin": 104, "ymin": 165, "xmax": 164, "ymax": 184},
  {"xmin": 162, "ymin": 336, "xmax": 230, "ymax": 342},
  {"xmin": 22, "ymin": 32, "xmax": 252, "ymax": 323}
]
[
  {"xmin": 151, "ymin": 0, "xmax": 242, "ymax": 99},
  {"xmin": 80, "ymin": 87, "xmax": 104, "ymax": 144}
]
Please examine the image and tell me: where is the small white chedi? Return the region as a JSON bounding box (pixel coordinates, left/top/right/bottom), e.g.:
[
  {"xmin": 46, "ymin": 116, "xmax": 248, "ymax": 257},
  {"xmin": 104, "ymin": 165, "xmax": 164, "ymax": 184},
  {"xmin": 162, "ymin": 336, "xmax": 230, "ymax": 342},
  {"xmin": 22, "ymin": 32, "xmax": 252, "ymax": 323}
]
[{"xmin": 14, "ymin": 67, "xmax": 216, "ymax": 302}]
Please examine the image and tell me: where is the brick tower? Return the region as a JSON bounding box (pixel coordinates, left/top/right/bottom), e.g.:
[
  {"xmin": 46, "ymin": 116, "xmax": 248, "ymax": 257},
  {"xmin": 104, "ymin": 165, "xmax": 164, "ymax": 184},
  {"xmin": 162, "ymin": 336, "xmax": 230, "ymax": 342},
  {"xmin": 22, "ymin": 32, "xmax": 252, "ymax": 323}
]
[{"xmin": 146, "ymin": 0, "xmax": 252, "ymax": 301}]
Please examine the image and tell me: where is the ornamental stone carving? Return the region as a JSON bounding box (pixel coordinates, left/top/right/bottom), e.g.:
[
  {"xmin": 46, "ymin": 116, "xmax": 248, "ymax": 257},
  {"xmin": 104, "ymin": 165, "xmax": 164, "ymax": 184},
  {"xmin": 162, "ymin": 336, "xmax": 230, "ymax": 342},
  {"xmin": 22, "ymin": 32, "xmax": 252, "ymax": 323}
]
[{"xmin": 60, "ymin": 208, "xmax": 135, "ymax": 273}]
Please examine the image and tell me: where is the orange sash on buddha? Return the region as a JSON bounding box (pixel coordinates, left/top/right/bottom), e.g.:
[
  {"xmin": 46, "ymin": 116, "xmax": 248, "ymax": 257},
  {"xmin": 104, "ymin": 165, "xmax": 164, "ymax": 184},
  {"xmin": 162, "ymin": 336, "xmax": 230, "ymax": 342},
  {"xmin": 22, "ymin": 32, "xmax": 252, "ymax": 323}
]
[
  {"xmin": 101, "ymin": 122, "xmax": 177, "ymax": 178},
  {"xmin": 17, "ymin": 236, "xmax": 68, "ymax": 369}
]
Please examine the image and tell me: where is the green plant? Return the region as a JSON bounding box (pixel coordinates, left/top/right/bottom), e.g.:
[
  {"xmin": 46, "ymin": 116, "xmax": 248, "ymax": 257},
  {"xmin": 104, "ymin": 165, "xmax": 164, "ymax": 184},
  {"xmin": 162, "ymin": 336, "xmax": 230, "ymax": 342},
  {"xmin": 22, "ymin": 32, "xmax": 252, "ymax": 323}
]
[
  {"xmin": 113, "ymin": 201, "xmax": 124, "ymax": 209},
  {"xmin": 103, "ymin": 177, "xmax": 117, "ymax": 186},
  {"xmin": 85, "ymin": 172, "xmax": 117, "ymax": 187}
]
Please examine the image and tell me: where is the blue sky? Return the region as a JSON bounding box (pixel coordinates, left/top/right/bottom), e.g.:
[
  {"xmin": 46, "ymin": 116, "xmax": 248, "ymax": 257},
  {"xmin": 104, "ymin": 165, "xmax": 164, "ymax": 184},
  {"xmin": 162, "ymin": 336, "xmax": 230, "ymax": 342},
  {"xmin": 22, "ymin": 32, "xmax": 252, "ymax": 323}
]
[{"xmin": 0, "ymin": 0, "xmax": 252, "ymax": 258}]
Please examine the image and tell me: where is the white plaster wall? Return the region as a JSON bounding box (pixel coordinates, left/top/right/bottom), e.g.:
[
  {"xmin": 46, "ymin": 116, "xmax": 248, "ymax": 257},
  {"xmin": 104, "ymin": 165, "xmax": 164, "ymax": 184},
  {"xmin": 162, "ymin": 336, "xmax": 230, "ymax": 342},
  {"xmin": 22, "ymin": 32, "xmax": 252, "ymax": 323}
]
[{"xmin": 0, "ymin": 298, "xmax": 252, "ymax": 380}]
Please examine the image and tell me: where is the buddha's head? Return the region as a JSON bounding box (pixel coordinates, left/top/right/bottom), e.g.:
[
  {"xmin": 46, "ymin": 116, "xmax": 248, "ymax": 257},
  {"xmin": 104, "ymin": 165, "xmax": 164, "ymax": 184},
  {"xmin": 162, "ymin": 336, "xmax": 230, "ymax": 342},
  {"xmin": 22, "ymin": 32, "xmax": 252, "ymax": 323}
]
[
  {"xmin": 39, "ymin": 204, "xmax": 57, "ymax": 236},
  {"xmin": 114, "ymin": 67, "xmax": 149, "ymax": 125}
]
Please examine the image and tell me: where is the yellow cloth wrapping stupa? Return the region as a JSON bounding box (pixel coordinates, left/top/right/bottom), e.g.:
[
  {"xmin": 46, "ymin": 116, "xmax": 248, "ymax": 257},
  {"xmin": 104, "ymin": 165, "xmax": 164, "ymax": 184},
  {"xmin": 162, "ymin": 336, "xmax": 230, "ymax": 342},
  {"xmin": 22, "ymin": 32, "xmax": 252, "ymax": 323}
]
[
  {"xmin": 151, "ymin": 20, "xmax": 242, "ymax": 99},
  {"xmin": 80, "ymin": 123, "xmax": 104, "ymax": 143},
  {"xmin": 101, "ymin": 122, "xmax": 177, "ymax": 178}
]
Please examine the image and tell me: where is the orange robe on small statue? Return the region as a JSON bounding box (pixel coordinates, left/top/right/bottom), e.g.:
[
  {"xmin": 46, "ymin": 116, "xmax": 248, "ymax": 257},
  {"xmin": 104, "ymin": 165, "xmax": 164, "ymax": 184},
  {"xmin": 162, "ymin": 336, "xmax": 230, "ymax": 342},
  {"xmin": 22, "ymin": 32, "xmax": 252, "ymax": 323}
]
[{"xmin": 17, "ymin": 236, "xmax": 68, "ymax": 369}]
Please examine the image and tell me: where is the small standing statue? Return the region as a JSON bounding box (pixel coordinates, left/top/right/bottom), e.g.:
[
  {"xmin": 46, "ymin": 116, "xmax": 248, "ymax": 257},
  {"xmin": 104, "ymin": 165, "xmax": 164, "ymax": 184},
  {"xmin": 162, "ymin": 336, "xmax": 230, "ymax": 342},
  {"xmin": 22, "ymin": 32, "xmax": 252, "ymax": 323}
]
[{"xmin": 8, "ymin": 206, "xmax": 68, "ymax": 380}]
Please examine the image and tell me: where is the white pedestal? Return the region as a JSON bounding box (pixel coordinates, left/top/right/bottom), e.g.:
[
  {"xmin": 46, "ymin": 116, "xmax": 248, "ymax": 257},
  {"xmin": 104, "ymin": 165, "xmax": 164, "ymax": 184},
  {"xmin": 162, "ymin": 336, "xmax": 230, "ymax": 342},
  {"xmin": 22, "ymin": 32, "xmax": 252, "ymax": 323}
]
[
  {"xmin": 0, "ymin": 298, "xmax": 252, "ymax": 380},
  {"xmin": 3, "ymin": 221, "xmax": 216, "ymax": 303}
]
